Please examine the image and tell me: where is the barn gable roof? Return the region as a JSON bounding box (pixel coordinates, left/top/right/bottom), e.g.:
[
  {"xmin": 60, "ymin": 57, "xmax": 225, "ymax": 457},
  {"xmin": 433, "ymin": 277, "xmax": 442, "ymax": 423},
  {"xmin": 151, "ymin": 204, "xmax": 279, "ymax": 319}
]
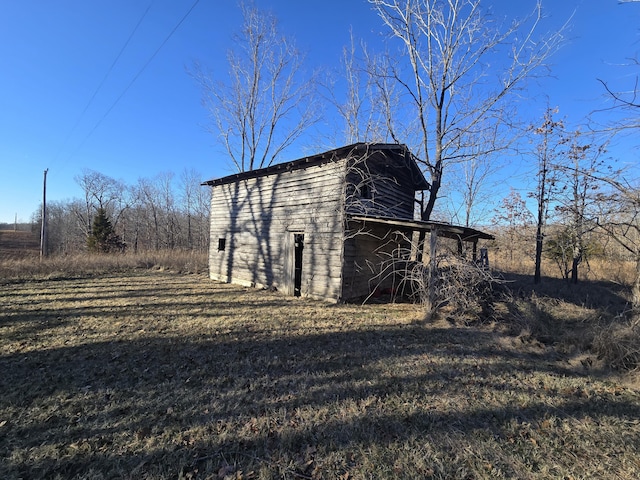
[{"xmin": 202, "ymin": 142, "xmax": 429, "ymax": 190}]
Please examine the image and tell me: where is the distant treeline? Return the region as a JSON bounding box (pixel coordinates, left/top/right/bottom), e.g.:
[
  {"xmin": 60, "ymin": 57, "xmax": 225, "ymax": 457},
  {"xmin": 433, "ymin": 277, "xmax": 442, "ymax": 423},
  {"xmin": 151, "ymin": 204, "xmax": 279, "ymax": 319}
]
[
  {"xmin": 0, "ymin": 223, "xmax": 33, "ymax": 232},
  {"xmin": 33, "ymin": 169, "xmax": 210, "ymax": 255}
]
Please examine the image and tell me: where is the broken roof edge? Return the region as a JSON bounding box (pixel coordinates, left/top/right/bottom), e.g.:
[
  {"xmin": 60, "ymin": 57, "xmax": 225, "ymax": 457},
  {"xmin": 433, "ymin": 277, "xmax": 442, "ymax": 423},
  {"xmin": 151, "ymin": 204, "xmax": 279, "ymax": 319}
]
[
  {"xmin": 348, "ymin": 214, "xmax": 495, "ymax": 241},
  {"xmin": 201, "ymin": 142, "xmax": 429, "ymax": 189}
]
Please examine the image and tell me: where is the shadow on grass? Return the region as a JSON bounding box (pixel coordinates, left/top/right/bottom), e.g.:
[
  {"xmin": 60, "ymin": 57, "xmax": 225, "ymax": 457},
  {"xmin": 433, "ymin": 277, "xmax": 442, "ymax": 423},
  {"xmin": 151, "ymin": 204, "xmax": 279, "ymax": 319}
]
[
  {"xmin": 499, "ymin": 271, "xmax": 630, "ymax": 311},
  {"xmin": 2, "ymin": 323, "xmax": 639, "ymax": 478},
  {"xmin": 1, "ymin": 274, "xmax": 639, "ymax": 479}
]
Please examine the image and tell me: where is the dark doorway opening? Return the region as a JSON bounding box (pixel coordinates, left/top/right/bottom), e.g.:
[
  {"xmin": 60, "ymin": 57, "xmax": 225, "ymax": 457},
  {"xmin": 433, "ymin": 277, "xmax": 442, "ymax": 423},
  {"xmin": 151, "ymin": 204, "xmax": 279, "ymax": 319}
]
[{"xmin": 293, "ymin": 233, "xmax": 304, "ymax": 297}]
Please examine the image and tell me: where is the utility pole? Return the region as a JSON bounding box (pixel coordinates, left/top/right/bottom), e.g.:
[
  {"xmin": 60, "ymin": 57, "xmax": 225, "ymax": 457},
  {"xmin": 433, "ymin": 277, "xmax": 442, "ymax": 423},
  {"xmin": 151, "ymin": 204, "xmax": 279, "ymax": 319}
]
[{"xmin": 40, "ymin": 168, "xmax": 48, "ymax": 259}]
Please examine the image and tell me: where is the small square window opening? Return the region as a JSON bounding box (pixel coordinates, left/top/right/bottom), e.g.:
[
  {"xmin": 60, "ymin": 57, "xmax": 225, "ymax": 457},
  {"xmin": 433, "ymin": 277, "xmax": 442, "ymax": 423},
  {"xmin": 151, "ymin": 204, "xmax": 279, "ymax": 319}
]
[{"xmin": 218, "ymin": 238, "xmax": 226, "ymax": 251}]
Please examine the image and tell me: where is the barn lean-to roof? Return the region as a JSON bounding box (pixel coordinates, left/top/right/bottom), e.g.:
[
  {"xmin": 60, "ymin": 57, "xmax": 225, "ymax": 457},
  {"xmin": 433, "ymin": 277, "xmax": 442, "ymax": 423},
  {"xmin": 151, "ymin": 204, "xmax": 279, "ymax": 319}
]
[
  {"xmin": 347, "ymin": 215, "xmax": 494, "ymax": 242},
  {"xmin": 201, "ymin": 142, "xmax": 430, "ymax": 190}
]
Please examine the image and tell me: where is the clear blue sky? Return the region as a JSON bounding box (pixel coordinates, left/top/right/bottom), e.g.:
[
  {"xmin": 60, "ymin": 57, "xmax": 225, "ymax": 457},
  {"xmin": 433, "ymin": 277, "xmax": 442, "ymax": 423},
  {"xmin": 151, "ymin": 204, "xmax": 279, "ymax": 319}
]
[{"xmin": 0, "ymin": 0, "xmax": 638, "ymax": 223}]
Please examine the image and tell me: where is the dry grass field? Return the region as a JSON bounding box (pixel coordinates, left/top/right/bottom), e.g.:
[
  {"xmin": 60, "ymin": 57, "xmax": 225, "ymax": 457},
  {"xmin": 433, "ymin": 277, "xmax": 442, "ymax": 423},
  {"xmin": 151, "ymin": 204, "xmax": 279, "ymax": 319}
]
[
  {"xmin": 1, "ymin": 269, "xmax": 639, "ymax": 479},
  {"xmin": 0, "ymin": 230, "xmax": 39, "ymax": 259}
]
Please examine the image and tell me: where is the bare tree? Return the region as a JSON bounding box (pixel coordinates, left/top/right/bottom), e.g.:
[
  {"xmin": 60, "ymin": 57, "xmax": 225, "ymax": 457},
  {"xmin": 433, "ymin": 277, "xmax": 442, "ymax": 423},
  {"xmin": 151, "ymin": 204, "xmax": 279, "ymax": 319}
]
[
  {"xmin": 33, "ymin": 169, "xmax": 210, "ymax": 255},
  {"xmin": 156, "ymin": 172, "xmax": 179, "ymax": 249},
  {"xmin": 42, "ymin": 201, "xmax": 85, "ymax": 254},
  {"xmin": 549, "ymin": 131, "xmax": 606, "ymax": 283},
  {"xmin": 493, "ymin": 188, "xmax": 534, "ymax": 263},
  {"xmin": 597, "ymin": 55, "xmax": 640, "ymax": 133},
  {"xmin": 73, "ymin": 169, "xmax": 128, "ymax": 241},
  {"xmin": 367, "ymin": 0, "xmax": 565, "ymax": 222},
  {"xmin": 193, "ymin": 3, "xmax": 318, "ymax": 172},
  {"xmin": 447, "ymin": 125, "xmax": 502, "ymax": 227},
  {"xmin": 193, "ymin": 179, "xmax": 211, "ymax": 251},
  {"xmin": 324, "ymin": 31, "xmax": 392, "ymax": 145},
  {"xmin": 179, "ymin": 168, "xmax": 200, "ymax": 250},
  {"xmin": 592, "ymin": 16, "xmax": 640, "ymax": 306},
  {"xmin": 341, "ymin": 33, "xmax": 372, "ymax": 144},
  {"xmin": 594, "ymin": 177, "xmax": 640, "ymax": 310},
  {"xmin": 531, "ymin": 106, "xmax": 565, "ymax": 284},
  {"xmin": 134, "ymin": 177, "xmax": 161, "ymax": 251}
]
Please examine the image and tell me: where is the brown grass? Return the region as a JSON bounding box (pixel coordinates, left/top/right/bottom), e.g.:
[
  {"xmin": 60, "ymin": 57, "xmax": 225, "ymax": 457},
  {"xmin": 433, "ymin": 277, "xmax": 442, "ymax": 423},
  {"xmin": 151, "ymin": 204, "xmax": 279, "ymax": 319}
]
[
  {"xmin": 491, "ymin": 249, "xmax": 637, "ymax": 286},
  {"xmin": 1, "ymin": 270, "xmax": 639, "ymax": 479},
  {"xmin": 0, "ymin": 230, "xmax": 40, "ymax": 259},
  {"xmin": 0, "ymin": 250, "xmax": 208, "ymax": 280},
  {"xmin": 489, "ymin": 249, "xmax": 640, "ymax": 374}
]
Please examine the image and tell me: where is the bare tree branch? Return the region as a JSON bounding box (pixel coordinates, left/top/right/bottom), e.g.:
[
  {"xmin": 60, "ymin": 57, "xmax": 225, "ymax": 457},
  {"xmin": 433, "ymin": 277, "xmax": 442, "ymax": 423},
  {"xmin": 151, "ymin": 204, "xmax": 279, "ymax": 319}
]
[
  {"xmin": 367, "ymin": 0, "xmax": 567, "ymax": 221},
  {"xmin": 192, "ymin": 3, "xmax": 319, "ymax": 172}
]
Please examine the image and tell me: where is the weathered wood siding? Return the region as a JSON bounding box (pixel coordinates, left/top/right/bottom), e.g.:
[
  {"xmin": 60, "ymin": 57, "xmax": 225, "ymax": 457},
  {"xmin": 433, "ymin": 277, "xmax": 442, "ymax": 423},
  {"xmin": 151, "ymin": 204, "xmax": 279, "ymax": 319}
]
[
  {"xmin": 342, "ymin": 150, "xmax": 420, "ymax": 299},
  {"xmin": 209, "ymin": 161, "xmax": 347, "ymax": 301},
  {"xmin": 345, "ymin": 150, "xmax": 417, "ymax": 220},
  {"xmin": 208, "ymin": 144, "xmax": 425, "ymax": 302}
]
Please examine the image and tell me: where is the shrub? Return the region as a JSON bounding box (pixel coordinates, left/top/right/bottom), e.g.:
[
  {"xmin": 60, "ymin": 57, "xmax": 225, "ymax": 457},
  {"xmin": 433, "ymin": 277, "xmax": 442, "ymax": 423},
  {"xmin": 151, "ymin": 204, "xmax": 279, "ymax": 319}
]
[{"xmin": 592, "ymin": 315, "xmax": 640, "ymax": 372}]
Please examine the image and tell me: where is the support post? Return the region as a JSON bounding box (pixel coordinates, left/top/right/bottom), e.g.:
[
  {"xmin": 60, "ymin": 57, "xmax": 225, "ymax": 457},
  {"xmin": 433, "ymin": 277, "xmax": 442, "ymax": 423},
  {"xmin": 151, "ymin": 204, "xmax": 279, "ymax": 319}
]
[
  {"xmin": 428, "ymin": 227, "xmax": 438, "ymax": 311},
  {"xmin": 40, "ymin": 169, "xmax": 48, "ymax": 259}
]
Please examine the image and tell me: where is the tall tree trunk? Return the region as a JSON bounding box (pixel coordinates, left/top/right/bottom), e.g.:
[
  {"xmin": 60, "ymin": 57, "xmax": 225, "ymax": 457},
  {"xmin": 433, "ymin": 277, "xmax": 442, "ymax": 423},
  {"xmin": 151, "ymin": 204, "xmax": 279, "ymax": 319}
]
[
  {"xmin": 570, "ymin": 246, "xmax": 582, "ymax": 284},
  {"xmin": 534, "ymin": 227, "xmax": 543, "ymax": 284},
  {"xmin": 422, "ymin": 166, "xmax": 441, "ymax": 222}
]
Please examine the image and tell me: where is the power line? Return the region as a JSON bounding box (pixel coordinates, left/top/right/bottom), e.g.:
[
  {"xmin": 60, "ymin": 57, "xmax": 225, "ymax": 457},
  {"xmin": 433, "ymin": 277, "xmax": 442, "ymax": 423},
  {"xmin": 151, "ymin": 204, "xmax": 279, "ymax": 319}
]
[
  {"xmin": 68, "ymin": 0, "xmax": 201, "ymax": 161},
  {"xmin": 53, "ymin": 1, "xmax": 155, "ymax": 164}
]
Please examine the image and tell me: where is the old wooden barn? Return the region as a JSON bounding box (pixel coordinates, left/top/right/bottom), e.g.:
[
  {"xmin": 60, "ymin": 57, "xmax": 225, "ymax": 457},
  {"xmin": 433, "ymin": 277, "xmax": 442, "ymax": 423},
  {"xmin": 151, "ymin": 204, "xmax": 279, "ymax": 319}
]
[{"xmin": 203, "ymin": 143, "xmax": 492, "ymax": 302}]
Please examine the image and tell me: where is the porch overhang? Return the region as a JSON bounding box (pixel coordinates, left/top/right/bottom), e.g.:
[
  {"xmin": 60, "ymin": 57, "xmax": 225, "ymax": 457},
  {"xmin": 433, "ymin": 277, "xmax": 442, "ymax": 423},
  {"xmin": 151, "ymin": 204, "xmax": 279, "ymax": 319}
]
[{"xmin": 347, "ymin": 215, "xmax": 494, "ymax": 243}]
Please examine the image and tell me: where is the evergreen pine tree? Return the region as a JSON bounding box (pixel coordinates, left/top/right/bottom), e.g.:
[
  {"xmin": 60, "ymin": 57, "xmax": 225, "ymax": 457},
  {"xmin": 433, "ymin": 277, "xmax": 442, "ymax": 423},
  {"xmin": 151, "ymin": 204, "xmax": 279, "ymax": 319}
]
[{"xmin": 87, "ymin": 208, "xmax": 122, "ymax": 253}]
